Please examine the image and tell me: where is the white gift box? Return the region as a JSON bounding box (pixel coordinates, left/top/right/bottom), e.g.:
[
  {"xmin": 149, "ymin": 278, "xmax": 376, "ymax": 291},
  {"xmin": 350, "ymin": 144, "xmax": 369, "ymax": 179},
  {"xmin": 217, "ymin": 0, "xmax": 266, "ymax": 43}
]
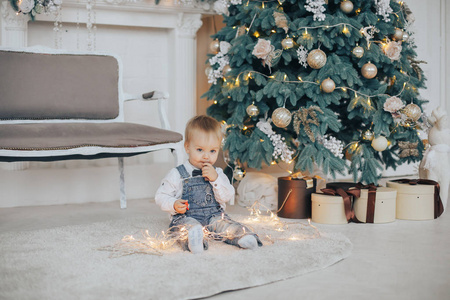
[
  {"xmin": 386, "ymin": 181, "xmax": 435, "ymax": 220},
  {"xmin": 353, "ymin": 187, "xmax": 397, "ymax": 223},
  {"xmin": 311, "ymin": 193, "xmax": 348, "ymax": 224}
]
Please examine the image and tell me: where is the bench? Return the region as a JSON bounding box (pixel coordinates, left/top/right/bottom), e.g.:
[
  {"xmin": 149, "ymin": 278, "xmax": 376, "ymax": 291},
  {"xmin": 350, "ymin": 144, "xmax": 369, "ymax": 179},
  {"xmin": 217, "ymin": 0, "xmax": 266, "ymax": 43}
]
[{"xmin": 0, "ymin": 47, "xmax": 184, "ymax": 208}]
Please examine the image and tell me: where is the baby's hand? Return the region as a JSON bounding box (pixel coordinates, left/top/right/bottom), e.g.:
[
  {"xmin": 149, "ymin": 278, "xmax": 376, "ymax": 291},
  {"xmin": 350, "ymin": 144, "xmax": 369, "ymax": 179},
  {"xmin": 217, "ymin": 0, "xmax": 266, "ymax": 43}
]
[
  {"xmin": 174, "ymin": 199, "xmax": 189, "ymax": 214},
  {"xmin": 202, "ymin": 163, "xmax": 218, "ymax": 181}
]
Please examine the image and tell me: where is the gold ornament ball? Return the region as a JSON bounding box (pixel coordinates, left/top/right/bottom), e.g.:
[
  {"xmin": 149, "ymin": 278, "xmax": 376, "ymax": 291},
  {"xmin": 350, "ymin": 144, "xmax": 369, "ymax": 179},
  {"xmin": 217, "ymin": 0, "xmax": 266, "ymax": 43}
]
[
  {"xmin": 246, "ymin": 103, "xmax": 260, "ymax": 117},
  {"xmin": 403, "ymin": 103, "xmax": 422, "ymax": 122},
  {"xmin": 222, "ymin": 65, "xmax": 232, "ymax": 76},
  {"xmin": 361, "ymin": 62, "xmax": 378, "ymax": 79},
  {"xmin": 371, "ymin": 136, "xmax": 388, "ymax": 152},
  {"xmin": 205, "ymin": 66, "xmax": 213, "ymax": 76},
  {"xmin": 393, "ymin": 28, "xmax": 403, "ymax": 41},
  {"xmin": 362, "ymin": 129, "xmax": 374, "ymax": 141},
  {"xmin": 307, "ymin": 49, "xmax": 327, "ymax": 69},
  {"xmin": 402, "ymin": 31, "xmax": 410, "ymax": 42},
  {"xmin": 272, "ymin": 107, "xmax": 292, "ymax": 128},
  {"xmin": 321, "ymin": 78, "xmax": 336, "ymax": 93},
  {"xmin": 352, "ymin": 45, "xmax": 364, "ymax": 58},
  {"xmin": 340, "ymin": 1, "xmax": 354, "ymax": 14},
  {"xmin": 210, "ymin": 39, "xmax": 220, "ymax": 53},
  {"xmin": 345, "ymin": 148, "xmax": 354, "ymax": 161},
  {"xmin": 233, "ymin": 167, "xmax": 246, "ymax": 181},
  {"xmin": 281, "ymin": 37, "xmax": 294, "ymax": 50}
]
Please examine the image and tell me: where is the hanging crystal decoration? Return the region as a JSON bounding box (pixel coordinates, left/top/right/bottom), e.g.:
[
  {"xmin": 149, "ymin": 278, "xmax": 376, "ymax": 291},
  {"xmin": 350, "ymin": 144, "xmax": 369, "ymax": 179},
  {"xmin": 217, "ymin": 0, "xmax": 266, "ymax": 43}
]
[
  {"xmin": 86, "ymin": 0, "xmax": 97, "ymax": 51},
  {"xmin": 53, "ymin": 5, "xmax": 63, "ymax": 49},
  {"xmin": 76, "ymin": 0, "xmax": 80, "ymax": 50}
]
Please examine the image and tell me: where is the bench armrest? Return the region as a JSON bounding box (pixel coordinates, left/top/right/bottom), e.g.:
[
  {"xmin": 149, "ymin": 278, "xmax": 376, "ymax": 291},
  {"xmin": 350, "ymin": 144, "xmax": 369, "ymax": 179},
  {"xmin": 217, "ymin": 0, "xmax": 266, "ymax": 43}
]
[{"xmin": 123, "ymin": 90, "xmax": 171, "ymax": 130}]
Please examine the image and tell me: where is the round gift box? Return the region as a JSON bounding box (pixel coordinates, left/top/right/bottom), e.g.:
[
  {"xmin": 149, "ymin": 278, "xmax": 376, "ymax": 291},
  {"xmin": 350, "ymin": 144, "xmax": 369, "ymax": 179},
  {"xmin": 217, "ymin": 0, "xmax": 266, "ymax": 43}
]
[
  {"xmin": 353, "ymin": 187, "xmax": 397, "ymax": 223},
  {"xmin": 277, "ymin": 176, "xmax": 316, "ymax": 219},
  {"xmin": 311, "ymin": 193, "xmax": 348, "ymax": 224},
  {"xmin": 386, "ymin": 181, "xmax": 435, "ymax": 220}
]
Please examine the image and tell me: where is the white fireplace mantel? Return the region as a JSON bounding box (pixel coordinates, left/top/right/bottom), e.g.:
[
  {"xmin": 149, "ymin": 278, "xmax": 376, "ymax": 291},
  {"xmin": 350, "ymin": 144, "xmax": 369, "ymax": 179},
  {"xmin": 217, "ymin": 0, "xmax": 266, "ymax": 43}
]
[{"xmin": 0, "ymin": 0, "xmax": 215, "ymax": 133}]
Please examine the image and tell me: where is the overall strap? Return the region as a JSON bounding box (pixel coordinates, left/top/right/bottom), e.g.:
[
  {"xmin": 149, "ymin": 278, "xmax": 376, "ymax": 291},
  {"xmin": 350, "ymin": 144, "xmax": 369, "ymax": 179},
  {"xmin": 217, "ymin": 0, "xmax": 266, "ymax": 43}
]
[{"xmin": 176, "ymin": 165, "xmax": 190, "ymax": 179}]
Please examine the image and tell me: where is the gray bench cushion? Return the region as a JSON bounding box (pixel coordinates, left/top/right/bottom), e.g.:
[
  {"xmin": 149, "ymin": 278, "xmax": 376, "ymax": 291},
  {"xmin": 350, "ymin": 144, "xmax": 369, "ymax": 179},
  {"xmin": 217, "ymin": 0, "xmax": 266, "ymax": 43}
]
[
  {"xmin": 0, "ymin": 123, "xmax": 183, "ymax": 151},
  {"xmin": 0, "ymin": 51, "xmax": 119, "ymax": 120}
]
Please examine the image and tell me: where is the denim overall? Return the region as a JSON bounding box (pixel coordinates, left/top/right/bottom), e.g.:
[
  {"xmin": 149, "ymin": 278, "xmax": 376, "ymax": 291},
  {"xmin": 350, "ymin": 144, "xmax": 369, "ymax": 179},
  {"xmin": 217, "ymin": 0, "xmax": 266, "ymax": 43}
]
[{"xmin": 169, "ymin": 165, "xmax": 262, "ymax": 249}]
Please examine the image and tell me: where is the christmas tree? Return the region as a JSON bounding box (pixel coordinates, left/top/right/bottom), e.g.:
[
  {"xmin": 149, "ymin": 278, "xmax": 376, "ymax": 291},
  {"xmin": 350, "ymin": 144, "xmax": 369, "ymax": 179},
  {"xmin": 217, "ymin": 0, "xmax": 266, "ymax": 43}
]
[{"xmin": 203, "ymin": 0, "xmax": 427, "ymax": 184}]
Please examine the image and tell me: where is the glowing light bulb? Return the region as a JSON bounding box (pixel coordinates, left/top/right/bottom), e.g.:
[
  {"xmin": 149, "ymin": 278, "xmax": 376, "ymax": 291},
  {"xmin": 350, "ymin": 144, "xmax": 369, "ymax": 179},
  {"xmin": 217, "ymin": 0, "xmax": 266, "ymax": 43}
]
[{"xmin": 343, "ymin": 25, "xmax": 349, "ymax": 34}]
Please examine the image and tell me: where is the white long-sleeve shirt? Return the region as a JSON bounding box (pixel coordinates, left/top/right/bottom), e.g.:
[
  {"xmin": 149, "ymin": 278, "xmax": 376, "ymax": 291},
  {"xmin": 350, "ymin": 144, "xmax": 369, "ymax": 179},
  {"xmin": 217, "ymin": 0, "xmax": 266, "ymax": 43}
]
[{"xmin": 155, "ymin": 161, "xmax": 235, "ymax": 216}]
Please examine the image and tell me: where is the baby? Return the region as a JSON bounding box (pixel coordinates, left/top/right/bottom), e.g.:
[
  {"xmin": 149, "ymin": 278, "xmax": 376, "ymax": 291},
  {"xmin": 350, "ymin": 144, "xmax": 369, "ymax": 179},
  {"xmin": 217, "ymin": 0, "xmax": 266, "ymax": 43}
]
[{"xmin": 155, "ymin": 115, "xmax": 262, "ymax": 253}]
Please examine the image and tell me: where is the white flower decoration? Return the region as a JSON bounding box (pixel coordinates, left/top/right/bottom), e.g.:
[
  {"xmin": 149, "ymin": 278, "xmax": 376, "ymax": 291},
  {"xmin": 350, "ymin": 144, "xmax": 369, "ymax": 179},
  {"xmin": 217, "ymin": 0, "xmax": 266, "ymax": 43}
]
[
  {"xmin": 384, "ymin": 96, "xmax": 405, "ymax": 113},
  {"xmin": 383, "ymin": 41, "xmax": 402, "ymax": 61},
  {"xmin": 252, "ymin": 39, "xmax": 272, "ymax": 60},
  {"xmin": 257, "ymin": 119, "xmax": 275, "ymax": 135},
  {"xmin": 18, "ymin": 0, "xmax": 35, "ymax": 13}
]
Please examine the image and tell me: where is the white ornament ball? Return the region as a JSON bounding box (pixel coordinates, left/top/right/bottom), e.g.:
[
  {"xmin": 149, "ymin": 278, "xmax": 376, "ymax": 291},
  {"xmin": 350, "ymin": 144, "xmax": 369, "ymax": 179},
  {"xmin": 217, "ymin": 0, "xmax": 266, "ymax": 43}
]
[
  {"xmin": 361, "ymin": 62, "xmax": 378, "ymax": 79},
  {"xmin": 340, "ymin": 1, "xmax": 354, "ymax": 14},
  {"xmin": 246, "ymin": 103, "xmax": 260, "ymax": 117},
  {"xmin": 281, "ymin": 37, "xmax": 294, "ymax": 50},
  {"xmin": 272, "ymin": 107, "xmax": 292, "ymax": 128},
  {"xmin": 222, "ymin": 65, "xmax": 232, "ymax": 76},
  {"xmin": 393, "ymin": 28, "xmax": 403, "ymax": 41},
  {"xmin": 402, "ymin": 31, "xmax": 410, "ymax": 42},
  {"xmin": 321, "ymin": 78, "xmax": 336, "ymax": 93},
  {"xmin": 307, "ymin": 49, "xmax": 327, "ymax": 69},
  {"xmin": 233, "ymin": 167, "xmax": 246, "ymax": 181},
  {"xmin": 371, "ymin": 136, "xmax": 388, "ymax": 151},
  {"xmin": 352, "ymin": 45, "xmax": 364, "ymax": 58},
  {"xmin": 403, "ymin": 103, "xmax": 422, "ymax": 122},
  {"xmin": 210, "ymin": 39, "xmax": 220, "ymax": 53}
]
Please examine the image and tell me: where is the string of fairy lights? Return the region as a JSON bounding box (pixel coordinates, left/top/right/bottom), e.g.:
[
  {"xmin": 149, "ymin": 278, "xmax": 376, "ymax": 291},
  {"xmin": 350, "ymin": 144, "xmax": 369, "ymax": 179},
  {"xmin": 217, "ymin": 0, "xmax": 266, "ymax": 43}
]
[{"xmin": 98, "ymin": 208, "xmax": 320, "ymax": 257}]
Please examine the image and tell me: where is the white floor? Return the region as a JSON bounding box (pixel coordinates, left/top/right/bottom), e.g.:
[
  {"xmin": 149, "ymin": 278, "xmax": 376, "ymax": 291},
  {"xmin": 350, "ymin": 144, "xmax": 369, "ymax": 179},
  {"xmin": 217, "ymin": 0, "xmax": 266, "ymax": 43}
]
[{"xmin": 0, "ymin": 199, "xmax": 449, "ymax": 300}]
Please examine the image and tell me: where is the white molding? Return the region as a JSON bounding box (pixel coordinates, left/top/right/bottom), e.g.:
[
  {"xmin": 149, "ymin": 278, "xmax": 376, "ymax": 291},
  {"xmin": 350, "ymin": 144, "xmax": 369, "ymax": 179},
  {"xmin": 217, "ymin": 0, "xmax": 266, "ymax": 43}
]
[
  {"xmin": 0, "ymin": 1, "xmax": 28, "ymax": 47},
  {"xmin": 177, "ymin": 12, "xmax": 203, "ymax": 38}
]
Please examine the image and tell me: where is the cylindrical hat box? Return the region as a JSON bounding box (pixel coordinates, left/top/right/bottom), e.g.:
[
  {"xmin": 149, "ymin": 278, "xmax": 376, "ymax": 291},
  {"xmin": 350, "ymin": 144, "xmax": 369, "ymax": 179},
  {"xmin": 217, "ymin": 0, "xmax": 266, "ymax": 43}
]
[
  {"xmin": 278, "ymin": 176, "xmax": 316, "ymax": 219},
  {"xmin": 353, "ymin": 187, "xmax": 397, "ymax": 223},
  {"xmin": 387, "ymin": 181, "xmax": 435, "ymax": 220},
  {"xmin": 311, "ymin": 193, "xmax": 348, "ymax": 224}
]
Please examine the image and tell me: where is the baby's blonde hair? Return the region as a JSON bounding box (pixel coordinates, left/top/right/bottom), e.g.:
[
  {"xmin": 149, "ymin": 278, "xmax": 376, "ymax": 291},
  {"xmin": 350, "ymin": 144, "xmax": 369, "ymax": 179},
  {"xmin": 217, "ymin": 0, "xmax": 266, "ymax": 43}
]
[{"xmin": 185, "ymin": 115, "xmax": 223, "ymax": 145}]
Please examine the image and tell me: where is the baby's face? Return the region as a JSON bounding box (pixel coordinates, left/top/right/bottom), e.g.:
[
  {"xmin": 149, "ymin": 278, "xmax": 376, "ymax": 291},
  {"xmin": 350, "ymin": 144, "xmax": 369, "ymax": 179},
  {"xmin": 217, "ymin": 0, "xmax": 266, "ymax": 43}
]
[{"xmin": 185, "ymin": 132, "xmax": 221, "ymax": 169}]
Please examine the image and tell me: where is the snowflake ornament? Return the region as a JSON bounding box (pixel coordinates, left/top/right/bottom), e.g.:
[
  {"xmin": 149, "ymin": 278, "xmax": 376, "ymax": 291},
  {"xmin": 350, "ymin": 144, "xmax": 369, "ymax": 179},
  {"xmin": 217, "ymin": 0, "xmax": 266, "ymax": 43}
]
[{"xmin": 297, "ymin": 45, "xmax": 308, "ymax": 68}]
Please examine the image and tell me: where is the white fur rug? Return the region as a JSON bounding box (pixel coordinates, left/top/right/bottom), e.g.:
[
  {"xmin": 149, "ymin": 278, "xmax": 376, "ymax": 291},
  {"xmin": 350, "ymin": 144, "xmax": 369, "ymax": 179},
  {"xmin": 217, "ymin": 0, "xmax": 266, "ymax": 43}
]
[{"xmin": 0, "ymin": 215, "xmax": 352, "ymax": 300}]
